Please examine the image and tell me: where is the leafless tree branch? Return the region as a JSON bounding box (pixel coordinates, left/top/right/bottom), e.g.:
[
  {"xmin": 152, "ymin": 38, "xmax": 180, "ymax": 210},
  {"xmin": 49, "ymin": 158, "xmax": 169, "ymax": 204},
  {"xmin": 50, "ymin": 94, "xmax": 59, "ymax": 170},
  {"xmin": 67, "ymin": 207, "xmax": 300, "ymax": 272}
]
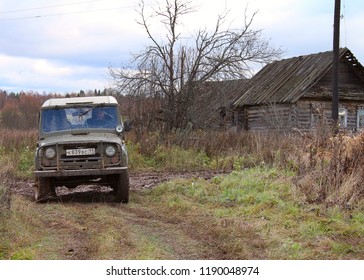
[{"xmin": 110, "ymin": 0, "xmax": 283, "ymax": 132}]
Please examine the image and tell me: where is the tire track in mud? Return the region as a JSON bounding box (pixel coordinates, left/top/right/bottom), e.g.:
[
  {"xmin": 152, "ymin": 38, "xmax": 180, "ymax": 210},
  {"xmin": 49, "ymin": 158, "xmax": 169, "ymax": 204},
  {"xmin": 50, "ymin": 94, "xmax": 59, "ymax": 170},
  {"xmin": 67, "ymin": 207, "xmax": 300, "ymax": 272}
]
[
  {"xmin": 119, "ymin": 206, "xmax": 221, "ymax": 259},
  {"xmin": 8, "ymin": 170, "xmax": 229, "ymax": 259},
  {"xmin": 46, "ymin": 208, "xmax": 94, "ymax": 260},
  {"xmin": 9, "ymin": 170, "xmax": 228, "ymax": 200}
]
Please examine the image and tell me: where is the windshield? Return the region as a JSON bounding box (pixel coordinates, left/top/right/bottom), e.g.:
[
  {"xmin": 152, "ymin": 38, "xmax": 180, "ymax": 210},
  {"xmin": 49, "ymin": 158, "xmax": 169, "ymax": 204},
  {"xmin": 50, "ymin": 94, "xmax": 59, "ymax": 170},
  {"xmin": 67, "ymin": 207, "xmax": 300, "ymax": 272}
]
[{"xmin": 41, "ymin": 105, "xmax": 119, "ymax": 133}]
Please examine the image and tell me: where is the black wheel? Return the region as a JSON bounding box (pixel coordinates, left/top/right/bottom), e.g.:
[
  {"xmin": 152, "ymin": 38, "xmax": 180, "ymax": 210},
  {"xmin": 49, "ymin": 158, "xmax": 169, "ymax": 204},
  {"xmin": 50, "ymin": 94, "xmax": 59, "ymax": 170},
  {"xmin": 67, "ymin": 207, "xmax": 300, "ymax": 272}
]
[
  {"xmin": 112, "ymin": 171, "xmax": 130, "ymax": 203},
  {"xmin": 35, "ymin": 177, "xmax": 55, "ymax": 202}
]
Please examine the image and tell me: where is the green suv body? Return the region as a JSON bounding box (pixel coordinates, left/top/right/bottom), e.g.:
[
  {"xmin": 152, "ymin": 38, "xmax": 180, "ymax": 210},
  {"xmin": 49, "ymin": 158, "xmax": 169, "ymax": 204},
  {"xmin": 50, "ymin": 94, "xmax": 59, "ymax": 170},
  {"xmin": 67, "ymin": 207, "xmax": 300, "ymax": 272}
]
[{"xmin": 34, "ymin": 96, "xmax": 130, "ymax": 203}]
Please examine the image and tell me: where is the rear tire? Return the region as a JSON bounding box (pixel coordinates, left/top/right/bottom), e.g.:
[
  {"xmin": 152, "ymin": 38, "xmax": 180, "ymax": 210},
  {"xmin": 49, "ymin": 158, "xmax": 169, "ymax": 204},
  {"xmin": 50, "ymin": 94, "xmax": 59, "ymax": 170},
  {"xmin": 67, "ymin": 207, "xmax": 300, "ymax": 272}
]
[
  {"xmin": 112, "ymin": 171, "xmax": 129, "ymax": 203},
  {"xmin": 35, "ymin": 177, "xmax": 55, "ymax": 202}
]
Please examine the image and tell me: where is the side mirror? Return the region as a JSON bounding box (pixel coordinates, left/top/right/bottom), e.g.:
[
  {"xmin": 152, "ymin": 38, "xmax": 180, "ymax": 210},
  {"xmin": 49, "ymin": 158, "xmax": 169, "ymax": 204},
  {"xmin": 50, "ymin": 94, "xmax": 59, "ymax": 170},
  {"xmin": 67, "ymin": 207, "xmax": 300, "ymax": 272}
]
[{"xmin": 123, "ymin": 120, "xmax": 133, "ymax": 132}]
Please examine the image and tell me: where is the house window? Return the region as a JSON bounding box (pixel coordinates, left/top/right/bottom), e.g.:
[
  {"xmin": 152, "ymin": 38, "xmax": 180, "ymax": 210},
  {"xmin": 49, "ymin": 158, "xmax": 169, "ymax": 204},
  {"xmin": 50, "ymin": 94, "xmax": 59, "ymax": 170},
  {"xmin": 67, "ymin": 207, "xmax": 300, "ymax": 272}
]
[
  {"xmin": 339, "ymin": 107, "xmax": 348, "ymax": 128},
  {"xmin": 310, "ymin": 104, "xmax": 325, "ymax": 128},
  {"xmin": 357, "ymin": 107, "xmax": 364, "ymax": 130}
]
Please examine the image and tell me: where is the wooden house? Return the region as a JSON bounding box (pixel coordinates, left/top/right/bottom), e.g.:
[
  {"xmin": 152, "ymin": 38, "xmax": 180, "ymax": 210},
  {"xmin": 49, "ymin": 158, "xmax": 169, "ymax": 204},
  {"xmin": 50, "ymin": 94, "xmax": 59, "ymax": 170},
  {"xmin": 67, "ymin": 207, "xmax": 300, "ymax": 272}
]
[
  {"xmin": 232, "ymin": 48, "xmax": 364, "ymax": 132},
  {"xmin": 189, "ymin": 79, "xmax": 248, "ymax": 129}
]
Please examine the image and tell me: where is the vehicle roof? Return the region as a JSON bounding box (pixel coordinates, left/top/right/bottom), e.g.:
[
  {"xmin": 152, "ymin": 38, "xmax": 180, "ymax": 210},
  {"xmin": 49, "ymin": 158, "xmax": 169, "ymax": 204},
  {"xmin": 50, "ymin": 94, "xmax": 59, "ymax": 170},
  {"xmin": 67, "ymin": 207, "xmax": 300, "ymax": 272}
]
[{"xmin": 41, "ymin": 96, "xmax": 119, "ymax": 108}]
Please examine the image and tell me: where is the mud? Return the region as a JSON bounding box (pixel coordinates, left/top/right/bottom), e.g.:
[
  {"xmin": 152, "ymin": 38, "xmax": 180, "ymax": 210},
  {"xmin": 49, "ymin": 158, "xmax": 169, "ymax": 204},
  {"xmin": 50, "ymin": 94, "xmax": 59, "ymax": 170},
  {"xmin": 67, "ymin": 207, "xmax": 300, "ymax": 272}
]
[
  {"xmin": 9, "ymin": 170, "xmax": 228, "ymax": 202},
  {"xmin": 6, "ymin": 170, "xmax": 231, "ymax": 259}
]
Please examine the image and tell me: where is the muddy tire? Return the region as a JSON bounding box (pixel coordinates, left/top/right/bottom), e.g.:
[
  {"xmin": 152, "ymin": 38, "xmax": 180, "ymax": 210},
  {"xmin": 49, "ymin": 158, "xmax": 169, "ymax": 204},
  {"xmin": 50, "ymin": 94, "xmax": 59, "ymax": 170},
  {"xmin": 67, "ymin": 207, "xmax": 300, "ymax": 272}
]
[
  {"xmin": 112, "ymin": 171, "xmax": 130, "ymax": 204},
  {"xmin": 35, "ymin": 177, "xmax": 55, "ymax": 202}
]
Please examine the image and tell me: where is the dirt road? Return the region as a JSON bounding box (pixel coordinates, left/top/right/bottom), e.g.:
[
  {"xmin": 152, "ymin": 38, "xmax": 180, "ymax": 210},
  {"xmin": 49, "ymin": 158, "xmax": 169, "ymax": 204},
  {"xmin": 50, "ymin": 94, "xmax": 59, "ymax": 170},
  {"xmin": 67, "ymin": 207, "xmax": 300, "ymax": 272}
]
[
  {"xmin": 8, "ymin": 170, "xmax": 232, "ymax": 260},
  {"xmin": 10, "ymin": 170, "xmax": 227, "ymax": 199}
]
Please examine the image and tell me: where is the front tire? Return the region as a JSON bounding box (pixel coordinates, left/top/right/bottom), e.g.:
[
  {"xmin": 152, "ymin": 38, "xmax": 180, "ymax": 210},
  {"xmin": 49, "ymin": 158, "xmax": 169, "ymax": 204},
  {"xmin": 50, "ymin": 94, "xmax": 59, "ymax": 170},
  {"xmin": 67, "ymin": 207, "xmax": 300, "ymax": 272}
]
[
  {"xmin": 112, "ymin": 171, "xmax": 130, "ymax": 203},
  {"xmin": 35, "ymin": 177, "xmax": 55, "ymax": 202}
]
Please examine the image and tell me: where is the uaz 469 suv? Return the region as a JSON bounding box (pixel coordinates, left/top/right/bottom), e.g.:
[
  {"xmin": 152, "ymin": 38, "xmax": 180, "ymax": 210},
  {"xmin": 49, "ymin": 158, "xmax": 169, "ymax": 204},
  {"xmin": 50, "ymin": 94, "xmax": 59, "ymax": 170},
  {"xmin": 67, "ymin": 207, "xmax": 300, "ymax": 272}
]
[{"xmin": 34, "ymin": 96, "xmax": 130, "ymax": 203}]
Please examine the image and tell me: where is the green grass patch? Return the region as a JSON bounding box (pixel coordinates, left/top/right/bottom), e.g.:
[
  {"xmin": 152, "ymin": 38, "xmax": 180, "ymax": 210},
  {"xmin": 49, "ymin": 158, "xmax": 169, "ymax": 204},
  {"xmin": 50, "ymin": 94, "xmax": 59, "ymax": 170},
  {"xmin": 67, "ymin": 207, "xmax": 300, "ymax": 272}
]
[
  {"xmin": 133, "ymin": 167, "xmax": 364, "ymax": 259},
  {"xmin": 127, "ymin": 143, "xmax": 211, "ymax": 171},
  {"xmin": 16, "ymin": 146, "xmax": 34, "ymax": 178},
  {"xmin": 2, "ymin": 167, "xmax": 364, "ymax": 260}
]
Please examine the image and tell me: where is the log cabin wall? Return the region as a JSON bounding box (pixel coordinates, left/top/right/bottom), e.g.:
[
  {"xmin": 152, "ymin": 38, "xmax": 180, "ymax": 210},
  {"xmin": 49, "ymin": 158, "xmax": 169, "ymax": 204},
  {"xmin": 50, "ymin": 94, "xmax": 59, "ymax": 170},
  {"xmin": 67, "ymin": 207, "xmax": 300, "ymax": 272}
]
[
  {"xmin": 241, "ymin": 100, "xmax": 364, "ymax": 132},
  {"xmin": 233, "ymin": 48, "xmax": 364, "ymax": 132},
  {"xmin": 243, "ymin": 104, "xmax": 294, "ymax": 131}
]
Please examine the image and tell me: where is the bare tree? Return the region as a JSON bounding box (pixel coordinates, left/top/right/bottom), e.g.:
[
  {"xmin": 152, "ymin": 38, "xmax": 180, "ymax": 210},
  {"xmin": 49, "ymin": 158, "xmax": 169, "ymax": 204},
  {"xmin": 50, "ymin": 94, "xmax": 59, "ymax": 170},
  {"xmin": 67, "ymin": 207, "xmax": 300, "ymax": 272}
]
[{"xmin": 110, "ymin": 0, "xmax": 283, "ymax": 133}]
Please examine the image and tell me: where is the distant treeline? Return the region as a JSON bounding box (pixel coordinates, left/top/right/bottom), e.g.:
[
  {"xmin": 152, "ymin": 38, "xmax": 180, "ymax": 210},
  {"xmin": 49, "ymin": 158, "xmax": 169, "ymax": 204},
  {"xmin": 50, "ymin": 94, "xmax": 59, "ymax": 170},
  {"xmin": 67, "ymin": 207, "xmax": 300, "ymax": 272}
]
[
  {"xmin": 0, "ymin": 89, "xmax": 118, "ymax": 130},
  {"xmin": 0, "ymin": 89, "xmax": 157, "ymax": 132}
]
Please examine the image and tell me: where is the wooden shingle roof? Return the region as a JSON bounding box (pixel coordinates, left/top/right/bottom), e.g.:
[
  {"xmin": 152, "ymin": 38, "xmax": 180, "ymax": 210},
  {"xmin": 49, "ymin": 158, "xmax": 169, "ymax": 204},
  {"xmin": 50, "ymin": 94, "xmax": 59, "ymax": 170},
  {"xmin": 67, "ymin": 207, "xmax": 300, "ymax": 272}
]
[
  {"xmin": 233, "ymin": 47, "xmax": 364, "ymax": 107},
  {"xmin": 196, "ymin": 79, "xmax": 249, "ymax": 110}
]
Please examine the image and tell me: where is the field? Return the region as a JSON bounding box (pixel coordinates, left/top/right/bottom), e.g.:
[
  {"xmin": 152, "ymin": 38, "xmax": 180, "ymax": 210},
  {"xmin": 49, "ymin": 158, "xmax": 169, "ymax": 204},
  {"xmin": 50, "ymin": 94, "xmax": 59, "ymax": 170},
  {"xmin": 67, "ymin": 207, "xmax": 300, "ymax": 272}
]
[{"xmin": 0, "ymin": 128, "xmax": 363, "ymax": 259}]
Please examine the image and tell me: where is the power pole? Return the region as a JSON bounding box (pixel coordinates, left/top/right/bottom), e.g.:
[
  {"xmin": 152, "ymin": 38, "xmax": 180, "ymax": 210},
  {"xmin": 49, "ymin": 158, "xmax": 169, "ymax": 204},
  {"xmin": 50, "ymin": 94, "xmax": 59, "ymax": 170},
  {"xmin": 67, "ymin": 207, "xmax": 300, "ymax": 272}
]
[{"xmin": 332, "ymin": 0, "xmax": 341, "ymax": 133}]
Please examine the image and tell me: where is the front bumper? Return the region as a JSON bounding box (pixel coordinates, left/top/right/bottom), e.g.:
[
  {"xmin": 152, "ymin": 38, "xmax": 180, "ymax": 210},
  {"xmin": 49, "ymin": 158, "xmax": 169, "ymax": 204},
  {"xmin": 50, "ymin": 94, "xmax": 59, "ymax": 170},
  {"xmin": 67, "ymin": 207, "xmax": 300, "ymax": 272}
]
[{"xmin": 34, "ymin": 167, "xmax": 128, "ymax": 178}]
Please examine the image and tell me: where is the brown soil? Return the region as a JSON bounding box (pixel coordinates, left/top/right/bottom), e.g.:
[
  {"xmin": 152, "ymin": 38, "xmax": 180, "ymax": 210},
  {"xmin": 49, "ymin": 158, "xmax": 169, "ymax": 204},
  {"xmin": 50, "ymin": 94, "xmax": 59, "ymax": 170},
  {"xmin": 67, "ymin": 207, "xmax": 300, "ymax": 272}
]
[
  {"xmin": 7, "ymin": 170, "xmax": 232, "ymax": 260},
  {"xmin": 9, "ymin": 170, "xmax": 228, "ymax": 202}
]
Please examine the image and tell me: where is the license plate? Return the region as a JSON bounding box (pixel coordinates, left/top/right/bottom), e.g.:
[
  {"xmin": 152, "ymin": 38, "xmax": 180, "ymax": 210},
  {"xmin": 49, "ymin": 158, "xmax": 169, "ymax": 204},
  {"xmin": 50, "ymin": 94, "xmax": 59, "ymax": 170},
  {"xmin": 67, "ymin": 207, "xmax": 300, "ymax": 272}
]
[{"xmin": 66, "ymin": 148, "xmax": 95, "ymax": 156}]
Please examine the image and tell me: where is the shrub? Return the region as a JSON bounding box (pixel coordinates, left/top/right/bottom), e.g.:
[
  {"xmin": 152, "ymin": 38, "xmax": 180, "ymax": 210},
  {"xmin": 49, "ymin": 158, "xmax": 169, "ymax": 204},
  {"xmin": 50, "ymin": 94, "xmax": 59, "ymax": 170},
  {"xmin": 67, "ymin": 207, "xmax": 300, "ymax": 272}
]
[{"xmin": 294, "ymin": 131, "xmax": 364, "ymax": 207}]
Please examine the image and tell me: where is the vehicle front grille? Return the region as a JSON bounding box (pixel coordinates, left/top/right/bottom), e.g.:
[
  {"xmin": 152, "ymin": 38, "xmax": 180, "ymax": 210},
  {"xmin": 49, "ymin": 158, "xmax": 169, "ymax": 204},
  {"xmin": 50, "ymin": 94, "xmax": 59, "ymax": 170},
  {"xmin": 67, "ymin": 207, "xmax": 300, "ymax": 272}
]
[
  {"xmin": 39, "ymin": 142, "xmax": 121, "ymax": 170},
  {"xmin": 60, "ymin": 144, "xmax": 101, "ymax": 170}
]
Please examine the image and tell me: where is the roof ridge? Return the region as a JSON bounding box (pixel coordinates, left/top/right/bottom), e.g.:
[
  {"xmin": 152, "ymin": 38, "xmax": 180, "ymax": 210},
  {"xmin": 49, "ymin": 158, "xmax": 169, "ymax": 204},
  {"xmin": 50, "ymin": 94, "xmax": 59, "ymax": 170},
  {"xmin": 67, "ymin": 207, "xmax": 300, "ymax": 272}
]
[{"xmin": 233, "ymin": 47, "xmax": 362, "ymax": 107}]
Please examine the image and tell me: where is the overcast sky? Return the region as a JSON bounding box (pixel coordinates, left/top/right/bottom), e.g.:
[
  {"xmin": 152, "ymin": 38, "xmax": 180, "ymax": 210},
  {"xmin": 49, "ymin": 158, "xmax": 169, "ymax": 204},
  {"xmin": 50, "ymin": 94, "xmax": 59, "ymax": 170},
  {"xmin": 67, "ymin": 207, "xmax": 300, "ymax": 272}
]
[{"xmin": 0, "ymin": 0, "xmax": 363, "ymax": 94}]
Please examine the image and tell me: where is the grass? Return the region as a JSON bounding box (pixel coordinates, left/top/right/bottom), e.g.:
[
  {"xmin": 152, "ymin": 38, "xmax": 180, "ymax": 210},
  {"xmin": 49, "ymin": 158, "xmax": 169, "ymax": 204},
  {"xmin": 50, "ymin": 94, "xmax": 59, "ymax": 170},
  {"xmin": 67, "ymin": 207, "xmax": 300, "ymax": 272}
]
[
  {"xmin": 3, "ymin": 128, "xmax": 363, "ymax": 208},
  {"xmin": 127, "ymin": 142, "xmax": 211, "ymax": 171},
  {"xmin": 0, "ymin": 181, "xmax": 10, "ymax": 259},
  {"xmin": 0, "ymin": 128, "xmax": 363, "ymax": 259},
  {"xmin": 0, "ymin": 129, "xmax": 37, "ymax": 178},
  {"xmin": 1, "ymin": 167, "xmax": 364, "ymax": 259},
  {"xmin": 131, "ymin": 167, "xmax": 364, "ymax": 259}
]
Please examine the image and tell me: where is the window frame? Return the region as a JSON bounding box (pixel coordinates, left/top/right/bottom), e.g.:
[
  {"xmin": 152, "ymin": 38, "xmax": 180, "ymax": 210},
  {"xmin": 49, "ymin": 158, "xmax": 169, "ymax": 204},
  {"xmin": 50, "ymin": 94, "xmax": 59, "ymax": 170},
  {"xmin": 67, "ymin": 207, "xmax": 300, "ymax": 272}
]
[
  {"xmin": 338, "ymin": 107, "xmax": 348, "ymax": 128},
  {"xmin": 357, "ymin": 106, "xmax": 364, "ymax": 130}
]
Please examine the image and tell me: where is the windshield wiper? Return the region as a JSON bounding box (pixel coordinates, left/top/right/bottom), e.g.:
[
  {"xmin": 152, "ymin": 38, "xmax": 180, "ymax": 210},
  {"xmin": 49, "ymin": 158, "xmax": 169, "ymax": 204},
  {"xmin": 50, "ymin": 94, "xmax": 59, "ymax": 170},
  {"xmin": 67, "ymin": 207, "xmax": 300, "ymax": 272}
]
[{"xmin": 78, "ymin": 103, "xmax": 105, "ymax": 117}]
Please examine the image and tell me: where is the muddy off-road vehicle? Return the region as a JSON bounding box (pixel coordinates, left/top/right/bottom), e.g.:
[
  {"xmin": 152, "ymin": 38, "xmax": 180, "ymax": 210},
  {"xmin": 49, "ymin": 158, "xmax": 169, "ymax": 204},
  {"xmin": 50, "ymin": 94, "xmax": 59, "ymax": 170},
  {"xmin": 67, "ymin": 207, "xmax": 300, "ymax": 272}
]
[{"xmin": 34, "ymin": 96, "xmax": 130, "ymax": 203}]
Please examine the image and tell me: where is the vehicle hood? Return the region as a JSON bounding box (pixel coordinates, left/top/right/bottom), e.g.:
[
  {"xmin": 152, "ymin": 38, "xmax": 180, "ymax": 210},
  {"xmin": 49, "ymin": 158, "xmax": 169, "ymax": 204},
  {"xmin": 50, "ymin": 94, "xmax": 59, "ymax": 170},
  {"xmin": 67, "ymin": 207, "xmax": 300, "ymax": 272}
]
[{"xmin": 37, "ymin": 132, "xmax": 123, "ymax": 148}]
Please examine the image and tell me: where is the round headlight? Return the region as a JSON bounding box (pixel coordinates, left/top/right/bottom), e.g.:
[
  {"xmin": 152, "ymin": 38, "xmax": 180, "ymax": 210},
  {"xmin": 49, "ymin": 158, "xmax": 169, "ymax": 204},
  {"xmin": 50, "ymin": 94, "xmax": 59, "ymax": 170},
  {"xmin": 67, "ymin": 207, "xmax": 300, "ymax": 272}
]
[
  {"xmin": 45, "ymin": 147, "xmax": 56, "ymax": 159},
  {"xmin": 105, "ymin": 145, "xmax": 116, "ymax": 157},
  {"xmin": 116, "ymin": 125, "xmax": 123, "ymax": 133}
]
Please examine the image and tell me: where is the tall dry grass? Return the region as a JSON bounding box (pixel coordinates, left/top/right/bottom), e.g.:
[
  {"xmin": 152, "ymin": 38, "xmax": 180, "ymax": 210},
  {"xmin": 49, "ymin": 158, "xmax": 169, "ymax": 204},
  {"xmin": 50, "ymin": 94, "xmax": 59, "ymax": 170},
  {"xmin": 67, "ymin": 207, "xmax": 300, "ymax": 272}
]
[
  {"xmin": 0, "ymin": 129, "xmax": 37, "ymax": 150},
  {"xmin": 294, "ymin": 130, "xmax": 364, "ymax": 207},
  {"xmin": 127, "ymin": 129, "xmax": 306, "ymax": 170},
  {"xmin": 128, "ymin": 128, "xmax": 364, "ymax": 207},
  {"xmin": 0, "ymin": 129, "xmax": 37, "ymax": 178},
  {"xmin": 0, "ymin": 127, "xmax": 362, "ymax": 207}
]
